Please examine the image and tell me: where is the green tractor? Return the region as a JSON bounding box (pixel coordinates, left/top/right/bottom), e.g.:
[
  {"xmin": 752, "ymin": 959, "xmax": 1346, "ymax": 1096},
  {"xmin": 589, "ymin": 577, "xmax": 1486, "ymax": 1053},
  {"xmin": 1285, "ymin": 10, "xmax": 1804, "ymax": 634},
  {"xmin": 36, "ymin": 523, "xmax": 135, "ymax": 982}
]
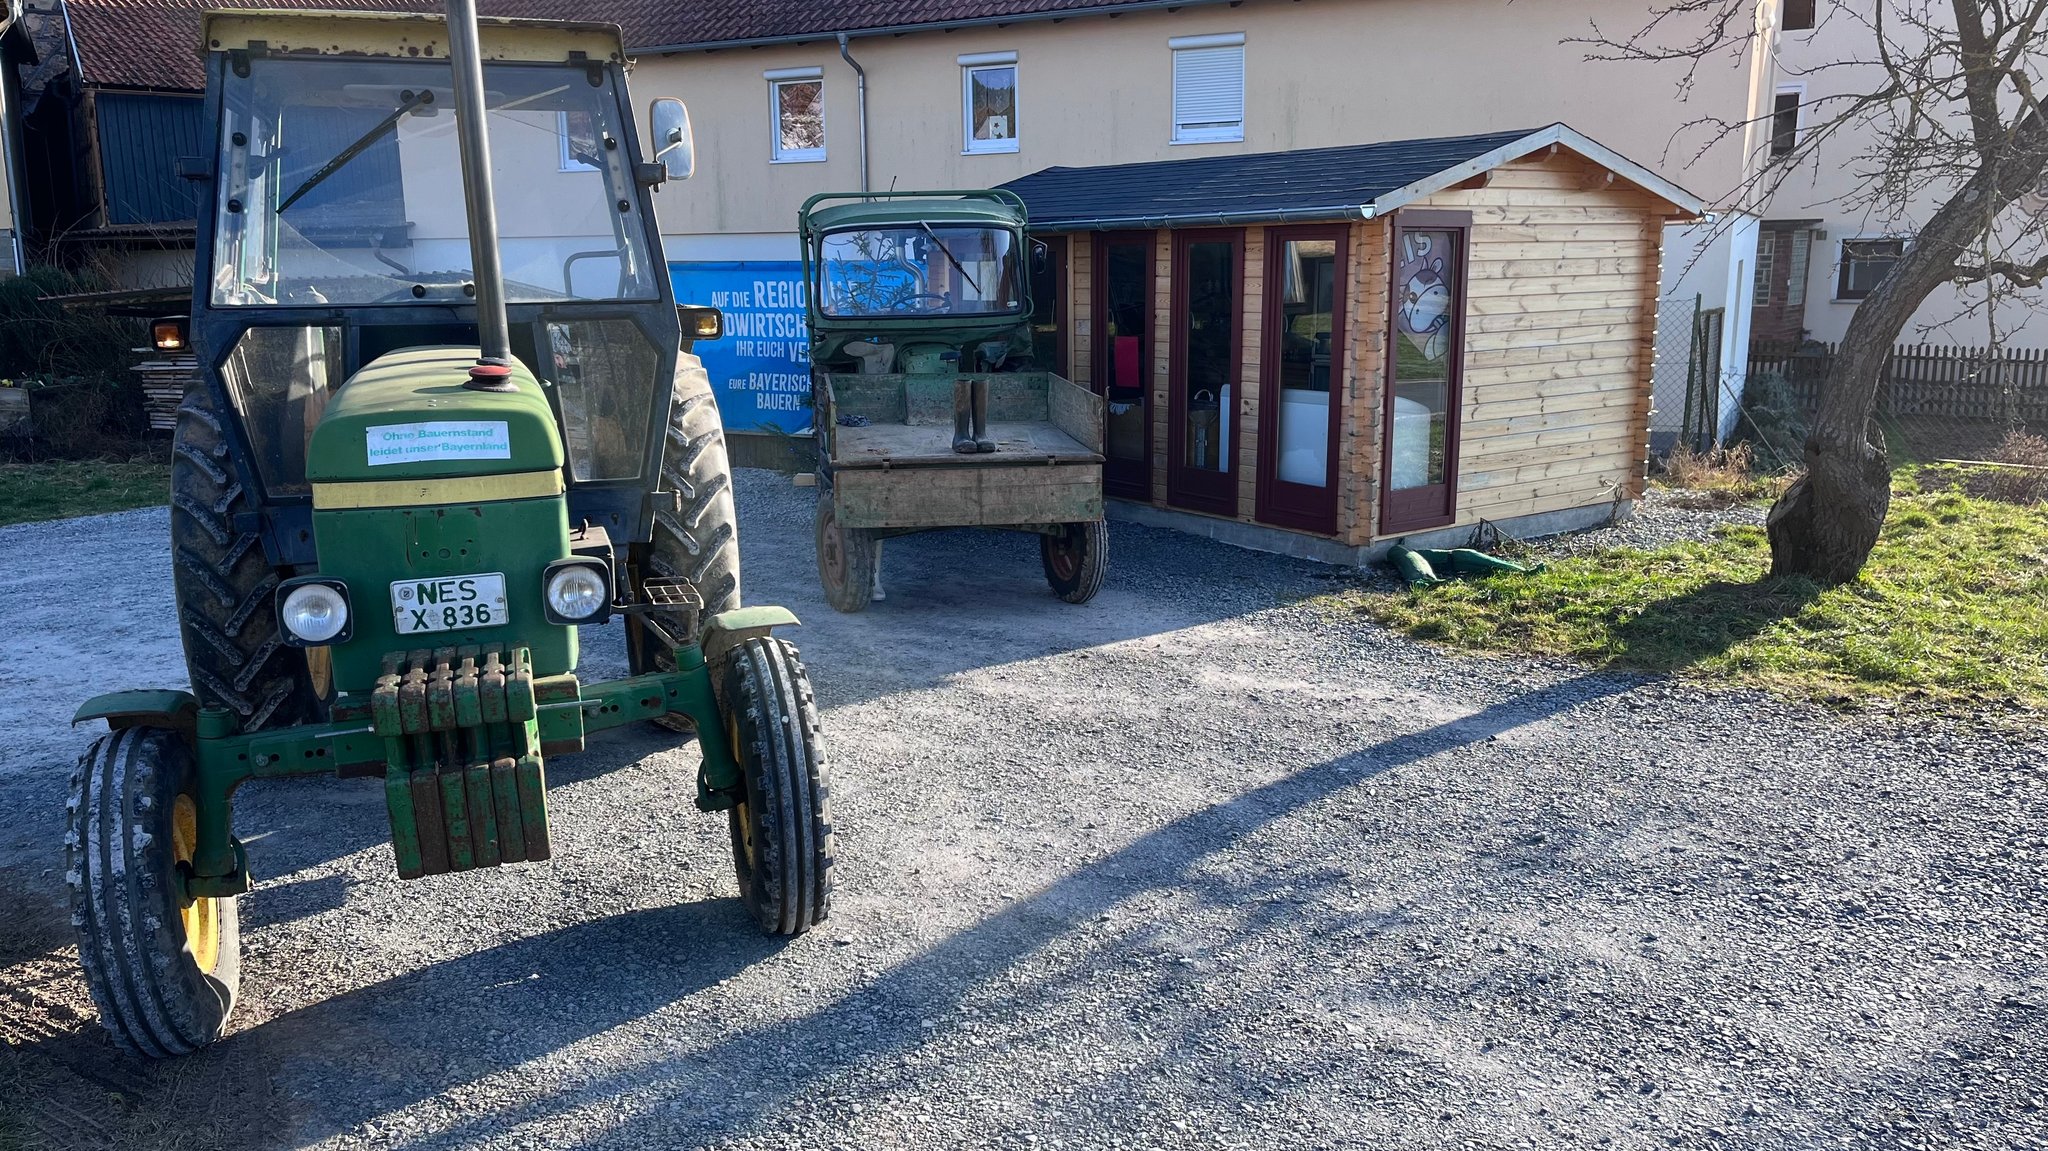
[
  {"xmin": 802, "ymin": 190, "xmax": 1110, "ymax": 611},
  {"xmin": 64, "ymin": 5, "xmax": 833, "ymax": 1058}
]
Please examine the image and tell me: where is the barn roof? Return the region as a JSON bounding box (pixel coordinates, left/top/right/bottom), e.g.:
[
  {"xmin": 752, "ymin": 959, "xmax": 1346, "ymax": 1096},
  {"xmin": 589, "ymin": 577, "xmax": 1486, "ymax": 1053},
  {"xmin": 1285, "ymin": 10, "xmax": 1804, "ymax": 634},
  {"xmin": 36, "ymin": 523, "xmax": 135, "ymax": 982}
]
[
  {"xmin": 56, "ymin": 0, "xmax": 1233, "ymax": 91},
  {"xmin": 1002, "ymin": 124, "xmax": 1707, "ymax": 230}
]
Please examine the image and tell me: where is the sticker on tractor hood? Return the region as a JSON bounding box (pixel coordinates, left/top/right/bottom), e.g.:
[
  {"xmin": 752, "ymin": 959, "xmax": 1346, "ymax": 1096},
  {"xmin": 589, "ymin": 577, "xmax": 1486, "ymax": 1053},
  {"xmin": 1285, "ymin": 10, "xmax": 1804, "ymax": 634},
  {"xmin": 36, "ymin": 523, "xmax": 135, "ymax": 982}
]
[{"xmin": 366, "ymin": 421, "xmax": 512, "ymax": 466}]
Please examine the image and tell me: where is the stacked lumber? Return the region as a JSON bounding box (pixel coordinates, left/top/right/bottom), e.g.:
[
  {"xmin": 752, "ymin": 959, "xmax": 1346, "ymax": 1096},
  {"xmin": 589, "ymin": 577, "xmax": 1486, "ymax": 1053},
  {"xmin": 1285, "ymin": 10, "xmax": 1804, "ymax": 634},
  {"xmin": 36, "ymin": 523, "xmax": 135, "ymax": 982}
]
[{"xmin": 132, "ymin": 348, "xmax": 197, "ymax": 431}]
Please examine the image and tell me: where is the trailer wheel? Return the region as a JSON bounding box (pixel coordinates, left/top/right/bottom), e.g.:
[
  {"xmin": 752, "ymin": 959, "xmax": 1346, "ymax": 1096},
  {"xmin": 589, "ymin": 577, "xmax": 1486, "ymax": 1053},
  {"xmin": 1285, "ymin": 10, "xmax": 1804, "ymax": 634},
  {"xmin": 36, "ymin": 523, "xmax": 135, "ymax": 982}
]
[
  {"xmin": 814, "ymin": 493, "xmax": 875, "ymax": 613},
  {"xmin": 171, "ymin": 381, "xmax": 324, "ymax": 731},
  {"xmin": 1041, "ymin": 520, "xmax": 1109, "ymax": 604},
  {"xmin": 67, "ymin": 727, "xmax": 240, "ymax": 1058},
  {"xmin": 722, "ymin": 637, "xmax": 834, "ymax": 935}
]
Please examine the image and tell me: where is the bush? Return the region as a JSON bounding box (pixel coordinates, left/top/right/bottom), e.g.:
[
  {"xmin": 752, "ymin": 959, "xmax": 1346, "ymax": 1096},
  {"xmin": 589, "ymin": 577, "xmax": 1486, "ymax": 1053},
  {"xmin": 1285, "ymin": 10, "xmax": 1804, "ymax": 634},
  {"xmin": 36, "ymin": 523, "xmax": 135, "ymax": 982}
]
[
  {"xmin": 1968, "ymin": 431, "xmax": 2048, "ymax": 505},
  {"xmin": 0, "ymin": 267, "xmax": 148, "ymax": 460},
  {"xmin": 1732, "ymin": 370, "xmax": 1809, "ymax": 469}
]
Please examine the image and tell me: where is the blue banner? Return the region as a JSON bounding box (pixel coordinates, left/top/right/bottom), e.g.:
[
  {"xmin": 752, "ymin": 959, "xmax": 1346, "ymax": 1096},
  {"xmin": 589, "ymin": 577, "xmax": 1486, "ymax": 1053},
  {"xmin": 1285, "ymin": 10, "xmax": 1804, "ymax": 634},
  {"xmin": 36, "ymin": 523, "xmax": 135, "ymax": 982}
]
[{"xmin": 669, "ymin": 261, "xmax": 813, "ymax": 434}]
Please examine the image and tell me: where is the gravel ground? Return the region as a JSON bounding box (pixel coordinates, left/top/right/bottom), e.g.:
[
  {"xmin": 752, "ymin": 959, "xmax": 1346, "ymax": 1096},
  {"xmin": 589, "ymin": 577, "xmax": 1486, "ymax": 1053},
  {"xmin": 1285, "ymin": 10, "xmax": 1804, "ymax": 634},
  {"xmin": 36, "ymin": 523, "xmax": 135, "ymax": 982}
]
[
  {"xmin": 1507, "ymin": 487, "xmax": 1770, "ymax": 560},
  {"xmin": 1, "ymin": 471, "xmax": 2043, "ymax": 1151}
]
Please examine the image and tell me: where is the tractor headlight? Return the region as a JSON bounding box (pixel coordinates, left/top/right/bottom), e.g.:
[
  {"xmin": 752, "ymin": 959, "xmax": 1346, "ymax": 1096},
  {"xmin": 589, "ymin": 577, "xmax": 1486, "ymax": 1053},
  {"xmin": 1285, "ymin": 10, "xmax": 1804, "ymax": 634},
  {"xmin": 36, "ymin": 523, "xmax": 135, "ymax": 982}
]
[
  {"xmin": 277, "ymin": 578, "xmax": 352, "ymax": 645},
  {"xmin": 542, "ymin": 559, "xmax": 611, "ymax": 625}
]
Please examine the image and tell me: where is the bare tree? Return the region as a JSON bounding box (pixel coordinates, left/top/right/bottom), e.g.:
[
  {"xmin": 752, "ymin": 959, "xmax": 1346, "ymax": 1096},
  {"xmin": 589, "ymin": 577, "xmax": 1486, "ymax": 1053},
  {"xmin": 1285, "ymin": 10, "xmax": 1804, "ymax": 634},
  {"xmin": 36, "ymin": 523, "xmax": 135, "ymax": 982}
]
[{"xmin": 1583, "ymin": 0, "xmax": 2048, "ymax": 584}]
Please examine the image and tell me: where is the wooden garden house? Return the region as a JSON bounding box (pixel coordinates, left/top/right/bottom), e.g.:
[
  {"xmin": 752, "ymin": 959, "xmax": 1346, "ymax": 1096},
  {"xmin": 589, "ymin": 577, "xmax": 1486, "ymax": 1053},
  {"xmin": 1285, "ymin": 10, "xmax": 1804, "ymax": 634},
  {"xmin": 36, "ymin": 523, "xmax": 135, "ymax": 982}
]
[{"xmin": 1004, "ymin": 124, "xmax": 1706, "ymax": 562}]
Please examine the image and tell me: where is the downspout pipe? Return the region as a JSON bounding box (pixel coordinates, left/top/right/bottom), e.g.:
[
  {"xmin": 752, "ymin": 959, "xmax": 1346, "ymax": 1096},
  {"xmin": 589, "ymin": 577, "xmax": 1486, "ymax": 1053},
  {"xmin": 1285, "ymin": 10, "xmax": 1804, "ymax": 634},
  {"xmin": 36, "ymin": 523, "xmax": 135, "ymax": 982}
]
[
  {"xmin": 444, "ymin": 0, "xmax": 514, "ymax": 386},
  {"xmin": 836, "ymin": 33, "xmax": 868, "ymax": 194}
]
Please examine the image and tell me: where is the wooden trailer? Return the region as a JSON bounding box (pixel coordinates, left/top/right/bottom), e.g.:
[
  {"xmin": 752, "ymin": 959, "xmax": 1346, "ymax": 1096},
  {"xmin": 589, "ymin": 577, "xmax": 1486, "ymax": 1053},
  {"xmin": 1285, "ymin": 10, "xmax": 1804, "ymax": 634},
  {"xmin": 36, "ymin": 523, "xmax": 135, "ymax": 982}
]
[{"xmin": 813, "ymin": 370, "xmax": 1108, "ymax": 610}]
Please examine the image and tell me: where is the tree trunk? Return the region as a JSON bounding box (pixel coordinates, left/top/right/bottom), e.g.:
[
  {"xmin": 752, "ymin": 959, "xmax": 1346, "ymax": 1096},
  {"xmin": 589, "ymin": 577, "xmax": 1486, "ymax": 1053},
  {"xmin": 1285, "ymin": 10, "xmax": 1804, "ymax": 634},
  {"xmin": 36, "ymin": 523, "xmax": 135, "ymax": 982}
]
[{"xmin": 1766, "ymin": 109, "xmax": 2048, "ymax": 582}]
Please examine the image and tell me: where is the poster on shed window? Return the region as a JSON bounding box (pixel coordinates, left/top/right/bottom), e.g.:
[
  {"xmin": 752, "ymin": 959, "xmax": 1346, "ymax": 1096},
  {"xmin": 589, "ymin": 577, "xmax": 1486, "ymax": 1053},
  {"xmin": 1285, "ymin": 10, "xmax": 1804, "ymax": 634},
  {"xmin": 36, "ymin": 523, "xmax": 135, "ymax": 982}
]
[{"xmin": 668, "ymin": 261, "xmax": 814, "ymax": 435}]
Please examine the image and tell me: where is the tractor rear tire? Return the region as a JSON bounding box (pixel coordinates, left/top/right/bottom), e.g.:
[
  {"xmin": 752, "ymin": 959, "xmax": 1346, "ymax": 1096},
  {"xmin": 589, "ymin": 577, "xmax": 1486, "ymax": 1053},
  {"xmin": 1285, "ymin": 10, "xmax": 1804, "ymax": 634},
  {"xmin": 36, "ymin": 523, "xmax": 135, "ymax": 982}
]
[
  {"xmin": 814, "ymin": 492, "xmax": 875, "ymax": 613},
  {"xmin": 722, "ymin": 637, "xmax": 834, "ymax": 935},
  {"xmin": 629, "ymin": 355, "xmax": 741, "ymax": 693},
  {"xmin": 67, "ymin": 727, "xmax": 240, "ymax": 1058},
  {"xmin": 171, "ymin": 382, "xmax": 324, "ymax": 731},
  {"xmin": 1041, "ymin": 520, "xmax": 1109, "ymax": 604}
]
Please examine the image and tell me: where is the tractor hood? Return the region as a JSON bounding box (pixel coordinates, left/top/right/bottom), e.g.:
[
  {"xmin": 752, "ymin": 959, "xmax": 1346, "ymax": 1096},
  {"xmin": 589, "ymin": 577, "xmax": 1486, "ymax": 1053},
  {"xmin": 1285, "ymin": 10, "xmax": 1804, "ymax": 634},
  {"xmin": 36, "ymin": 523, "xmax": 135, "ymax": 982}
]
[{"xmin": 307, "ymin": 347, "xmax": 563, "ymax": 483}]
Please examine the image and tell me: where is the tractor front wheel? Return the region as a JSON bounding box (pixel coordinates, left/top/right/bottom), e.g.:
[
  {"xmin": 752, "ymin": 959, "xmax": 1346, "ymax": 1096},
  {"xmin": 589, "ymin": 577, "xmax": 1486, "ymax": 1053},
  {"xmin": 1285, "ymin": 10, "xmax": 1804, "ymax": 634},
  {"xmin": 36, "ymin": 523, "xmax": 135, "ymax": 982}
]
[
  {"xmin": 722, "ymin": 637, "xmax": 834, "ymax": 935},
  {"xmin": 67, "ymin": 727, "xmax": 240, "ymax": 1058},
  {"xmin": 814, "ymin": 492, "xmax": 875, "ymax": 613},
  {"xmin": 1040, "ymin": 520, "xmax": 1109, "ymax": 604}
]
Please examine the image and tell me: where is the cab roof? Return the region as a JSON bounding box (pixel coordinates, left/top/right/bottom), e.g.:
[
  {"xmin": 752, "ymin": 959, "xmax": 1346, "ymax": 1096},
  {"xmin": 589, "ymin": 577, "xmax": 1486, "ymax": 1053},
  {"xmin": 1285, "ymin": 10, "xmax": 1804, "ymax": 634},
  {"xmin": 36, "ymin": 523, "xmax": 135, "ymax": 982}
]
[
  {"xmin": 203, "ymin": 8, "xmax": 626, "ymax": 69},
  {"xmin": 801, "ymin": 190, "xmax": 1027, "ymax": 236}
]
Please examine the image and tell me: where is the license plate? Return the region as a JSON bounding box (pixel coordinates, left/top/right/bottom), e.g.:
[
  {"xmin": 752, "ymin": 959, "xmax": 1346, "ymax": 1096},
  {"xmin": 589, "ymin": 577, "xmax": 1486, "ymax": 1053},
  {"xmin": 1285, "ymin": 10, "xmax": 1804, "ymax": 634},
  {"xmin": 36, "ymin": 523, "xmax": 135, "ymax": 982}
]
[{"xmin": 391, "ymin": 573, "xmax": 509, "ymax": 635}]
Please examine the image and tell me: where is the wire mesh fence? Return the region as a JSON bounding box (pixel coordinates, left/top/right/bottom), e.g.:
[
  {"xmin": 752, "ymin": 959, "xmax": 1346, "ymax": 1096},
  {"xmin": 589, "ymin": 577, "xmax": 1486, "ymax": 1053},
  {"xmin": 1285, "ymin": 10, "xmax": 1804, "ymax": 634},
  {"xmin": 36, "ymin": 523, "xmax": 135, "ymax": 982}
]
[
  {"xmin": 1648, "ymin": 295, "xmax": 1726, "ymax": 455},
  {"xmin": 1740, "ymin": 340, "xmax": 2048, "ymax": 469}
]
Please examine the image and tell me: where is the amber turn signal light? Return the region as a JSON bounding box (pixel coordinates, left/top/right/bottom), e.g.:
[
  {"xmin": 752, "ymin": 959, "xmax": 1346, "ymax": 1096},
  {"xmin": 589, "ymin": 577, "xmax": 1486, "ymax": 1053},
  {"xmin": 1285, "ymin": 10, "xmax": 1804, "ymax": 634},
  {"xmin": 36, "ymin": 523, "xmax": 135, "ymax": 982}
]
[{"xmin": 151, "ymin": 318, "xmax": 189, "ymax": 352}]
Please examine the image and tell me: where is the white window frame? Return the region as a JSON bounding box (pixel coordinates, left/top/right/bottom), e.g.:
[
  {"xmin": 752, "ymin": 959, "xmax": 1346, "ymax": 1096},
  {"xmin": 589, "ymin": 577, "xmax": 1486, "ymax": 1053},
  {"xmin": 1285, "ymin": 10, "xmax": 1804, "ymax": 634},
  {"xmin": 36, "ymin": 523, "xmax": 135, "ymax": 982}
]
[
  {"xmin": 1834, "ymin": 234, "xmax": 1908, "ymax": 303},
  {"xmin": 1769, "ymin": 83, "xmax": 1805, "ymax": 159},
  {"xmin": 558, "ymin": 111, "xmax": 597, "ymax": 173},
  {"xmin": 960, "ymin": 52, "xmax": 1020, "ymax": 155},
  {"xmin": 1170, "ymin": 33, "xmax": 1245, "ymax": 145},
  {"xmin": 766, "ymin": 67, "xmax": 827, "ymax": 164},
  {"xmin": 1753, "ymin": 232, "xmax": 1777, "ymax": 307}
]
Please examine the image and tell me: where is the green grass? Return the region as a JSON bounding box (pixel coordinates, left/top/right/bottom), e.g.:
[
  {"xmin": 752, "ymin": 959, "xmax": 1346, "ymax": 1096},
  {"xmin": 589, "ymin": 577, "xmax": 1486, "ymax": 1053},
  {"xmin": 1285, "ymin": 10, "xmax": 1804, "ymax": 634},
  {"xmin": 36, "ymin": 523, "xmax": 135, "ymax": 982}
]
[
  {"xmin": 0, "ymin": 458, "xmax": 171, "ymax": 526},
  {"xmin": 1341, "ymin": 474, "xmax": 2048, "ymax": 716}
]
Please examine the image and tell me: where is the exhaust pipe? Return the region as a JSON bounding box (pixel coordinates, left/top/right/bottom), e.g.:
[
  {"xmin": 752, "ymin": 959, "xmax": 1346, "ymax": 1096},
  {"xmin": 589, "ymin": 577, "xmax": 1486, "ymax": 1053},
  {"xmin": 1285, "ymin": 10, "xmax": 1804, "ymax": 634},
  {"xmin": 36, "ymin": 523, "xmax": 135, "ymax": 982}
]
[{"xmin": 444, "ymin": 0, "xmax": 514, "ymax": 390}]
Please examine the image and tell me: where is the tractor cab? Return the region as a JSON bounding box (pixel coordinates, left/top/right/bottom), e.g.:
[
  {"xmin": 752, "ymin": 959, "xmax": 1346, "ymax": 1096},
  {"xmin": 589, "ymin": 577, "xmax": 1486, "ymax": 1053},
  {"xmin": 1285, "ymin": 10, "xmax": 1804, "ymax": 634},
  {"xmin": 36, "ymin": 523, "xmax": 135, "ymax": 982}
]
[
  {"xmin": 188, "ymin": 11, "xmax": 712, "ymax": 551},
  {"xmin": 800, "ymin": 190, "xmax": 1035, "ymax": 376}
]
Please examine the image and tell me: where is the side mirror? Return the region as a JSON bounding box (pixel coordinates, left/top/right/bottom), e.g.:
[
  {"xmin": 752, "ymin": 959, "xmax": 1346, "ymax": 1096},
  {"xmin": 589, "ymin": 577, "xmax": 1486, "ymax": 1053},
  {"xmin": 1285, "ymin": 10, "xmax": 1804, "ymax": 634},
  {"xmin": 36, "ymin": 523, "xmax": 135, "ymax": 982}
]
[
  {"xmin": 650, "ymin": 98, "xmax": 695, "ymax": 182},
  {"xmin": 1029, "ymin": 238, "xmax": 1049, "ymax": 275}
]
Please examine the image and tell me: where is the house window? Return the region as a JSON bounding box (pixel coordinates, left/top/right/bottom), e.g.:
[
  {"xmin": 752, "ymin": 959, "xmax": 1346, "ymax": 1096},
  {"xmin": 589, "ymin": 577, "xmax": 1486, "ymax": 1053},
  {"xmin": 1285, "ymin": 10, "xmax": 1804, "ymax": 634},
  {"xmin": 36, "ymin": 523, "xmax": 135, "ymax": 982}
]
[
  {"xmin": 1752, "ymin": 233, "xmax": 1777, "ymax": 306},
  {"xmin": 961, "ymin": 52, "xmax": 1019, "ymax": 154},
  {"xmin": 1782, "ymin": 0, "xmax": 1816, "ymax": 30},
  {"xmin": 1838, "ymin": 238, "xmax": 1905, "ymax": 300},
  {"xmin": 1770, "ymin": 88, "xmax": 1802, "ymax": 158},
  {"xmin": 1785, "ymin": 230, "xmax": 1811, "ymax": 307},
  {"xmin": 559, "ymin": 110, "xmax": 600, "ymax": 172},
  {"xmin": 767, "ymin": 68, "xmax": 825, "ymax": 163},
  {"xmin": 1170, "ymin": 33, "xmax": 1245, "ymax": 144}
]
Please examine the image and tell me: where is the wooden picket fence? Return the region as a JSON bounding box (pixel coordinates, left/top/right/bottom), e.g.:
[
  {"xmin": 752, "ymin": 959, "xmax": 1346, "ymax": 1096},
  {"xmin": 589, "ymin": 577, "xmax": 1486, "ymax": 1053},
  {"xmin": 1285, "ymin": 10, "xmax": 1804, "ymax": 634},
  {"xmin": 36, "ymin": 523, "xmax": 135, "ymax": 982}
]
[{"xmin": 1747, "ymin": 341, "xmax": 2048, "ymax": 428}]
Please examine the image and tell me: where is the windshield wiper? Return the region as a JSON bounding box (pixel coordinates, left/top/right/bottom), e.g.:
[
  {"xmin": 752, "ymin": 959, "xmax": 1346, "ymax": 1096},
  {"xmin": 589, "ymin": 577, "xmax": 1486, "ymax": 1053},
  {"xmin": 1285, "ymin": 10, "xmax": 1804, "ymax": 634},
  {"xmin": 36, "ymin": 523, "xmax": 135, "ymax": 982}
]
[
  {"xmin": 919, "ymin": 222, "xmax": 981, "ymax": 295},
  {"xmin": 277, "ymin": 88, "xmax": 435, "ymax": 214}
]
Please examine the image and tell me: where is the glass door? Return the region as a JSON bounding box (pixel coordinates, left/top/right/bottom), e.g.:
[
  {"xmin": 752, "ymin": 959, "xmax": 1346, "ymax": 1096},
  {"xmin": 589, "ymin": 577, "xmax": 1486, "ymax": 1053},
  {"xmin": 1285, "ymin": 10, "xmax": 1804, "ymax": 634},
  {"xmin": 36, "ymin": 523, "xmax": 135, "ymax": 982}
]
[
  {"xmin": 1256, "ymin": 225, "xmax": 1347, "ymax": 533},
  {"xmin": 1168, "ymin": 229, "xmax": 1242, "ymax": 516},
  {"xmin": 1092, "ymin": 232, "xmax": 1154, "ymax": 500},
  {"xmin": 1381, "ymin": 211, "xmax": 1469, "ymax": 533}
]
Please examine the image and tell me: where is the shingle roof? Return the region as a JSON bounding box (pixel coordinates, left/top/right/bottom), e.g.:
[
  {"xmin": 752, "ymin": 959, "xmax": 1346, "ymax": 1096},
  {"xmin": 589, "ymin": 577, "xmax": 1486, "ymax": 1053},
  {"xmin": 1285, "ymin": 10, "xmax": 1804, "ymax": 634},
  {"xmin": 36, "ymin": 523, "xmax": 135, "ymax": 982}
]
[
  {"xmin": 1002, "ymin": 124, "xmax": 1706, "ymax": 228},
  {"xmin": 58, "ymin": 0, "xmax": 1211, "ymax": 91}
]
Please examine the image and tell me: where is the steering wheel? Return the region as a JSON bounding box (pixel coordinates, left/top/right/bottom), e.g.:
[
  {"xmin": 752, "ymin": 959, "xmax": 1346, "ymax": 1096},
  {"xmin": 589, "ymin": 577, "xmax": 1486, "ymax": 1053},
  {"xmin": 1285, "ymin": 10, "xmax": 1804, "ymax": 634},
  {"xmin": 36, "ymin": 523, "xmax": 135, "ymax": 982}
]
[{"xmin": 890, "ymin": 292, "xmax": 950, "ymax": 313}]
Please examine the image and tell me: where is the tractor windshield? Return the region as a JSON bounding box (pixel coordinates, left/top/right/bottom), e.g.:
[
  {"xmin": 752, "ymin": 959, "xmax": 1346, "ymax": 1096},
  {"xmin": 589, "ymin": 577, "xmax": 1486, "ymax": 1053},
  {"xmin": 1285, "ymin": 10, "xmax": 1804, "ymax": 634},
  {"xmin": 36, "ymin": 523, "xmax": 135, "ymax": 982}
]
[
  {"xmin": 210, "ymin": 56, "xmax": 659, "ymax": 307},
  {"xmin": 815, "ymin": 225, "xmax": 1024, "ymax": 319}
]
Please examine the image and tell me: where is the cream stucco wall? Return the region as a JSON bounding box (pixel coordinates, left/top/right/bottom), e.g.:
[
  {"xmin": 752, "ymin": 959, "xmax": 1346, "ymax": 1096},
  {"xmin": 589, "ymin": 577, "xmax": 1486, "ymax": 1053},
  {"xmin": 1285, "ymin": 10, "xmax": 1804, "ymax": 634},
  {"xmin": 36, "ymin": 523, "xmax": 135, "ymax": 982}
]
[
  {"xmin": 1767, "ymin": 7, "xmax": 2048, "ymax": 346},
  {"xmin": 635, "ymin": 0, "xmax": 1768, "ymax": 287}
]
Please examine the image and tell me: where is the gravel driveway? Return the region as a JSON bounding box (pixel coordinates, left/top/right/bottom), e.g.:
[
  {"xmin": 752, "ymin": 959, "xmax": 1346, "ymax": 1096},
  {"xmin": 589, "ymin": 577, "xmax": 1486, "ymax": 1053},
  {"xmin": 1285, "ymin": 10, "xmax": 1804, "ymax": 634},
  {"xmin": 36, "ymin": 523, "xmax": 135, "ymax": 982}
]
[{"xmin": 1, "ymin": 471, "xmax": 2042, "ymax": 1151}]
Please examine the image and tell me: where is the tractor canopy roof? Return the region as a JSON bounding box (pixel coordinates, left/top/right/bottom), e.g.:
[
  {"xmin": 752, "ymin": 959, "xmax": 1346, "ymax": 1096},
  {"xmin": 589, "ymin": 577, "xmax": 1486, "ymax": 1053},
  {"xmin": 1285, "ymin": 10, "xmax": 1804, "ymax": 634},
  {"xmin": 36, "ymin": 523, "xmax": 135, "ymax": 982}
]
[
  {"xmin": 801, "ymin": 190, "xmax": 1028, "ymax": 238},
  {"xmin": 202, "ymin": 8, "xmax": 626, "ymax": 70}
]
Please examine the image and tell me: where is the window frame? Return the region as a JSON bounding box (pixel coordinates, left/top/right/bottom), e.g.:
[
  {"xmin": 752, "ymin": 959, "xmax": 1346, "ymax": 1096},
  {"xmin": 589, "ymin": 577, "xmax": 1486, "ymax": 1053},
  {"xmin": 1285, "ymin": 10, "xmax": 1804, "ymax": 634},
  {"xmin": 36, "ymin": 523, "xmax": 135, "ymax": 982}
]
[
  {"xmin": 1835, "ymin": 236, "xmax": 1907, "ymax": 302},
  {"xmin": 1380, "ymin": 210, "xmax": 1472, "ymax": 536},
  {"xmin": 1752, "ymin": 231, "xmax": 1777, "ymax": 307},
  {"xmin": 1782, "ymin": 0, "xmax": 1817, "ymax": 30},
  {"xmin": 766, "ymin": 68, "xmax": 827, "ymax": 165},
  {"xmin": 1169, "ymin": 33, "xmax": 1246, "ymax": 146},
  {"xmin": 1769, "ymin": 84, "xmax": 1804, "ymax": 159},
  {"xmin": 558, "ymin": 110, "xmax": 598, "ymax": 173},
  {"xmin": 960, "ymin": 52, "xmax": 1020, "ymax": 155}
]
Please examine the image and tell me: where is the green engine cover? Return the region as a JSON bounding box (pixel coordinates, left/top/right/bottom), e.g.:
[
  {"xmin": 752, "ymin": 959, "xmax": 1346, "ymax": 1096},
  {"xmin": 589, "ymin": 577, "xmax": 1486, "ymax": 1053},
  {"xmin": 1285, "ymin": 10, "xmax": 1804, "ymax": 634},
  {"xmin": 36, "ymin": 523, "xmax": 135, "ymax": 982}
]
[
  {"xmin": 307, "ymin": 347, "xmax": 562, "ymax": 481},
  {"xmin": 304, "ymin": 347, "xmax": 578, "ymax": 695}
]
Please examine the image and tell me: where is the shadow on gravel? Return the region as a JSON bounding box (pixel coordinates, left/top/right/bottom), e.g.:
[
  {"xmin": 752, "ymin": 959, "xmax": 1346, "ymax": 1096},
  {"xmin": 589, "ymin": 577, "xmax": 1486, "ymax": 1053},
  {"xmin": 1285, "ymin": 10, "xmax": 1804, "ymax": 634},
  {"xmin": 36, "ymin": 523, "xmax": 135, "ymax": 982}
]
[{"xmin": 266, "ymin": 671, "xmax": 1630, "ymax": 1150}]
